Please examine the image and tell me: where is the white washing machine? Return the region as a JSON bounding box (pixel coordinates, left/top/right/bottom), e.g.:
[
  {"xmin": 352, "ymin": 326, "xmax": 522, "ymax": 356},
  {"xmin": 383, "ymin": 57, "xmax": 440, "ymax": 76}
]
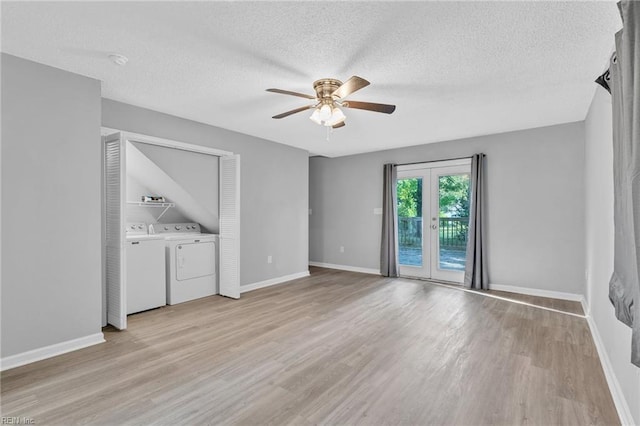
[
  {"xmin": 125, "ymin": 223, "xmax": 166, "ymax": 314},
  {"xmin": 150, "ymin": 223, "xmax": 219, "ymax": 305}
]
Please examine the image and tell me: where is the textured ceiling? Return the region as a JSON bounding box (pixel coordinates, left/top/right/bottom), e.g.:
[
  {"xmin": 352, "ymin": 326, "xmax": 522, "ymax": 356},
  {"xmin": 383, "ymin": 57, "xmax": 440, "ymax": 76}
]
[{"xmin": 1, "ymin": 1, "xmax": 621, "ymax": 157}]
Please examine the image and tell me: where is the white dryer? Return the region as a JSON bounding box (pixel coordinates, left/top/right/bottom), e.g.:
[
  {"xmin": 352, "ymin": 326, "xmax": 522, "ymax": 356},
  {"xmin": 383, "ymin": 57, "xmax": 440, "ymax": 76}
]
[{"xmin": 150, "ymin": 223, "xmax": 219, "ymax": 305}]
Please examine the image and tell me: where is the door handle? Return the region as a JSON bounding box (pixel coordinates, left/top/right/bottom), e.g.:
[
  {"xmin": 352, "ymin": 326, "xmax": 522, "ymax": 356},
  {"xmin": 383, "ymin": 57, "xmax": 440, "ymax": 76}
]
[{"xmin": 431, "ymin": 224, "xmax": 437, "ymax": 230}]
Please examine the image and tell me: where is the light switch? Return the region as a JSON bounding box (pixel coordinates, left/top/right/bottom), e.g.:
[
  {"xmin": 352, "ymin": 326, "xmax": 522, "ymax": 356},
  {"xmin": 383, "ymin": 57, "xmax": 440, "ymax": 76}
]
[{"xmin": 373, "ymin": 208, "xmax": 383, "ymax": 215}]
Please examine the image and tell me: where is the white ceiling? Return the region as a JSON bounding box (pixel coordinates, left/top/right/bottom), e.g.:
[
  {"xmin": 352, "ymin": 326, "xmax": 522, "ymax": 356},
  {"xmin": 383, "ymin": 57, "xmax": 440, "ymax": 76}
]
[{"xmin": 1, "ymin": 1, "xmax": 621, "ymax": 157}]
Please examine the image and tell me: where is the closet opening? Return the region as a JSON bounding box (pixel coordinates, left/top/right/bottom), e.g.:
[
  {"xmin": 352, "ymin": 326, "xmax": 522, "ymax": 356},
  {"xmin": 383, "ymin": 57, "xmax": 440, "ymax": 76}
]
[{"xmin": 101, "ymin": 130, "xmax": 240, "ymax": 330}]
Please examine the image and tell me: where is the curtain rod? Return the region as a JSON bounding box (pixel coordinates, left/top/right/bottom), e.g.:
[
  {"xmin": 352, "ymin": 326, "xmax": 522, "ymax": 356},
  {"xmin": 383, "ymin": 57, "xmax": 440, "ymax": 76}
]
[{"xmin": 397, "ymin": 155, "xmax": 475, "ymax": 166}]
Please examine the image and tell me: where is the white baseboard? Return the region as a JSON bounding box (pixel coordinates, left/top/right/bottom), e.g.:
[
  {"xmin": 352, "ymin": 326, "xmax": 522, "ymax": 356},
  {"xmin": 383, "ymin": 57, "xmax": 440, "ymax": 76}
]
[
  {"xmin": 240, "ymin": 271, "xmax": 310, "ymax": 293},
  {"xmin": 308, "ymin": 261, "xmax": 379, "ymax": 275},
  {"xmin": 585, "ymin": 312, "xmax": 635, "ymax": 425},
  {"xmin": 0, "ymin": 333, "xmax": 105, "ymax": 371},
  {"xmin": 580, "ymin": 297, "xmax": 590, "ymax": 317},
  {"xmin": 489, "ymin": 283, "xmax": 583, "ymax": 302}
]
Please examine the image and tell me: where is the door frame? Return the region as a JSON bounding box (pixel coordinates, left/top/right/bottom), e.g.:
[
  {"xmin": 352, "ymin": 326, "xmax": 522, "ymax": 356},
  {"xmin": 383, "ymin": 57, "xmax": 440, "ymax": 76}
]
[
  {"xmin": 397, "ymin": 158, "xmax": 471, "ymax": 284},
  {"xmin": 101, "ymin": 128, "xmax": 238, "ymax": 328}
]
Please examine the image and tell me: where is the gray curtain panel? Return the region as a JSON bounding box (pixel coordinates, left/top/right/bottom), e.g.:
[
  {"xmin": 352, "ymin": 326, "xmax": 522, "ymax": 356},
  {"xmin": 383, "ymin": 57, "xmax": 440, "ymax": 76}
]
[
  {"xmin": 464, "ymin": 154, "xmax": 488, "ymax": 290},
  {"xmin": 380, "ymin": 163, "xmax": 399, "ymax": 277},
  {"xmin": 609, "ymin": 0, "xmax": 640, "ymax": 368},
  {"xmin": 595, "ymin": 68, "xmax": 611, "ymax": 94}
]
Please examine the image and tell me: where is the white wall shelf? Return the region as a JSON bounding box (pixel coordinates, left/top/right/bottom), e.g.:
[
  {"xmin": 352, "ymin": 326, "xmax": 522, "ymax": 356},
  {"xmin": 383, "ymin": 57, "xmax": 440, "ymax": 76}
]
[{"xmin": 126, "ymin": 201, "xmax": 175, "ymax": 221}]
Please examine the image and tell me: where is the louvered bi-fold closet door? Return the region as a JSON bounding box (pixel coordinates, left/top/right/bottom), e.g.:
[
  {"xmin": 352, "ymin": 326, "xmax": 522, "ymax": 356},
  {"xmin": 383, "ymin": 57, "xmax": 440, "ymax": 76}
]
[
  {"xmin": 104, "ymin": 133, "xmax": 127, "ymax": 329},
  {"xmin": 219, "ymin": 154, "xmax": 241, "ymax": 299}
]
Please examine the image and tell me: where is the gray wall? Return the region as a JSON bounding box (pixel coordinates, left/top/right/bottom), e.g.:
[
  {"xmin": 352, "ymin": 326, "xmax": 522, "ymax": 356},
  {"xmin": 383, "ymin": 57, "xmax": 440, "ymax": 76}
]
[
  {"xmin": 134, "ymin": 142, "xmax": 219, "ymax": 221},
  {"xmin": 584, "ymin": 87, "xmax": 640, "ymax": 424},
  {"xmin": 102, "ymin": 99, "xmax": 309, "ymax": 287},
  {"xmin": 310, "ymin": 122, "xmax": 586, "ymax": 295},
  {"xmin": 127, "ymin": 142, "xmax": 220, "ymax": 233},
  {"xmin": 1, "ymin": 54, "xmax": 103, "ymax": 357}
]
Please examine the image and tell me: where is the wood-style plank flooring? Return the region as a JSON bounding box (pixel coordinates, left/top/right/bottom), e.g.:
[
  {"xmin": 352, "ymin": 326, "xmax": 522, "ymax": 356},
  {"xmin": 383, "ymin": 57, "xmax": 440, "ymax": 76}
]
[{"xmin": 1, "ymin": 267, "xmax": 618, "ymax": 425}]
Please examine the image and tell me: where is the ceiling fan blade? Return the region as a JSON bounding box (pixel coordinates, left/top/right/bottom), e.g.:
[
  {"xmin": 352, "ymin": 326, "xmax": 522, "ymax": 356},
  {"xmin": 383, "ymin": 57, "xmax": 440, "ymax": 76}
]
[
  {"xmin": 343, "ymin": 100, "xmax": 396, "ymax": 114},
  {"xmin": 266, "ymin": 88, "xmax": 316, "ymax": 100},
  {"xmin": 332, "ymin": 76, "xmax": 370, "ymax": 99},
  {"xmin": 333, "ymin": 121, "xmax": 346, "ymax": 129},
  {"xmin": 272, "ymin": 104, "xmax": 315, "ymax": 119}
]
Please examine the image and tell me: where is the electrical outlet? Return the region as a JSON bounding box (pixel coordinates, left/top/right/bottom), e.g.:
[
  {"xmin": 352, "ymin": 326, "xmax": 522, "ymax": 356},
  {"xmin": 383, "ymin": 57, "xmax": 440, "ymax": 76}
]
[
  {"xmin": 373, "ymin": 207, "xmax": 383, "ymax": 215},
  {"xmin": 267, "ymin": 255, "xmax": 273, "ymax": 264},
  {"xmin": 340, "ymin": 246, "xmax": 345, "ymax": 253}
]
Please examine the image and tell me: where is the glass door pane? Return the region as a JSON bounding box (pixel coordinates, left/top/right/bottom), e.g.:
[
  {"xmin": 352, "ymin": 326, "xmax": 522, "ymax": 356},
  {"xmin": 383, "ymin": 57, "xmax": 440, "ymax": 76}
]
[
  {"xmin": 397, "ymin": 177, "xmax": 423, "ymax": 266},
  {"xmin": 437, "ymin": 174, "xmax": 470, "ymax": 271},
  {"xmin": 430, "ymin": 166, "xmax": 470, "ymax": 283}
]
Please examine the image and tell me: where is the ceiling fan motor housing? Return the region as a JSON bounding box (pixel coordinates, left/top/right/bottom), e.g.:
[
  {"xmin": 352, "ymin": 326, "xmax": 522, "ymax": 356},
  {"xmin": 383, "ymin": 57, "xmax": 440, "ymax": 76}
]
[{"xmin": 313, "ymin": 78, "xmax": 343, "ymax": 105}]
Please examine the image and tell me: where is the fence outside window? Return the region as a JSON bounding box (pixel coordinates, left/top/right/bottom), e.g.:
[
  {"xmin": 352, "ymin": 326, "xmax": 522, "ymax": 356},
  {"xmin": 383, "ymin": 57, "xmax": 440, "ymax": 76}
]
[{"xmin": 398, "ymin": 217, "xmax": 468, "ymax": 249}]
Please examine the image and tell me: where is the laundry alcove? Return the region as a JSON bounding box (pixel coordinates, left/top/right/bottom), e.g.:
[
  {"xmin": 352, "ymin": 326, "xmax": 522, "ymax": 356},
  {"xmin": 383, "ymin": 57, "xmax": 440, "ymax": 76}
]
[{"xmin": 102, "ymin": 131, "xmax": 240, "ymax": 330}]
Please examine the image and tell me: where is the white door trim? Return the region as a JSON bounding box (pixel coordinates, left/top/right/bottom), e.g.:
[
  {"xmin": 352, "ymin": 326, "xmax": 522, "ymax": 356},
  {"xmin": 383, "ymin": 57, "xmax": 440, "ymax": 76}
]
[{"xmin": 101, "ymin": 127, "xmax": 233, "ymax": 157}]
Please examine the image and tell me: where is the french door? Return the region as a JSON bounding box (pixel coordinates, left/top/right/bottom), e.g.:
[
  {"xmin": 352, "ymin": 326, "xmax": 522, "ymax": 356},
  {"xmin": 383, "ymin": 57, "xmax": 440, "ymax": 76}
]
[{"xmin": 397, "ymin": 160, "xmax": 471, "ymax": 283}]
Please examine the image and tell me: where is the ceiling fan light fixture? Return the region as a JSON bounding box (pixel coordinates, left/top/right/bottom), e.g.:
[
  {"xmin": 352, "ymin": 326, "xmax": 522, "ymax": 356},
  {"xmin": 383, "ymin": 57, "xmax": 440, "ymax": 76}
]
[
  {"xmin": 310, "ymin": 105, "xmax": 346, "ymax": 127},
  {"xmin": 318, "ymin": 104, "xmax": 332, "ymax": 121},
  {"xmin": 309, "ymin": 108, "xmax": 323, "ymax": 125},
  {"xmin": 326, "ymin": 107, "xmax": 345, "ymax": 126}
]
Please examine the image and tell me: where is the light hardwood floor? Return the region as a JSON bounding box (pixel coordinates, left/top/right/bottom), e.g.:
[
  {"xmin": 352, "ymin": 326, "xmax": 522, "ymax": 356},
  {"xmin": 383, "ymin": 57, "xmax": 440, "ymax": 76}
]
[{"xmin": 1, "ymin": 267, "xmax": 618, "ymax": 425}]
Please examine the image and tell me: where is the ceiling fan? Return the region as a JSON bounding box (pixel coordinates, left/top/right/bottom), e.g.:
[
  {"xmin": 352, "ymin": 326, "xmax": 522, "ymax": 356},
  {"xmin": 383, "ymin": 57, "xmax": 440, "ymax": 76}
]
[{"xmin": 266, "ymin": 76, "xmax": 396, "ymax": 129}]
